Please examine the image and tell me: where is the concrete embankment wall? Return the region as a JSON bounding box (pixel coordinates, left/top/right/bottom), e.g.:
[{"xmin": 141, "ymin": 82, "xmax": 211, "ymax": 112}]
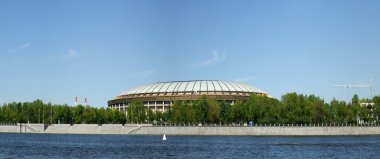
[
  {"xmin": 0, "ymin": 124, "xmax": 145, "ymax": 134},
  {"xmin": 3, "ymin": 124, "xmax": 380, "ymax": 135},
  {"xmin": 44, "ymin": 124, "xmax": 149, "ymax": 134},
  {"xmin": 131, "ymin": 126, "xmax": 380, "ymax": 136},
  {"xmin": 0, "ymin": 124, "xmax": 45, "ymax": 133},
  {"xmin": 0, "ymin": 125, "xmax": 19, "ymax": 133}
]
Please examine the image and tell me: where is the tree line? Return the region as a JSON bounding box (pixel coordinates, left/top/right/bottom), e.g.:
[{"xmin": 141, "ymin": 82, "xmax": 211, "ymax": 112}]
[
  {"xmin": 1, "ymin": 93, "xmax": 380, "ymax": 125},
  {"xmin": 0, "ymin": 100, "xmax": 126, "ymax": 124},
  {"xmin": 128, "ymin": 93, "xmax": 380, "ymax": 125}
]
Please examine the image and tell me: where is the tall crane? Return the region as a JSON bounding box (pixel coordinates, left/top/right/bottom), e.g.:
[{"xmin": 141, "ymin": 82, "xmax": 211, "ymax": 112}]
[{"xmin": 332, "ymin": 79, "xmax": 374, "ymax": 102}]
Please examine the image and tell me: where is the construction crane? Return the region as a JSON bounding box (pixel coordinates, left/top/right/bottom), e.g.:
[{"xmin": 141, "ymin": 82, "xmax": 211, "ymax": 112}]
[{"xmin": 332, "ymin": 79, "xmax": 374, "ymax": 102}]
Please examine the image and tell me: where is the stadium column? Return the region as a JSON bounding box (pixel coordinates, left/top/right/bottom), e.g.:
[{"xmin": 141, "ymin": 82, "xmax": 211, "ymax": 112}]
[
  {"xmin": 154, "ymin": 101, "xmax": 157, "ymax": 112},
  {"xmin": 123, "ymin": 103, "xmax": 126, "ymax": 113},
  {"xmin": 119, "ymin": 104, "xmax": 121, "ymax": 111}
]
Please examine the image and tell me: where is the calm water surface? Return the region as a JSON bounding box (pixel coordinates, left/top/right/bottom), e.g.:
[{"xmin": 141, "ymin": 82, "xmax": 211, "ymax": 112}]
[{"xmin": 0, "ymin": 133, "xmax": 379, "ymax": 159}]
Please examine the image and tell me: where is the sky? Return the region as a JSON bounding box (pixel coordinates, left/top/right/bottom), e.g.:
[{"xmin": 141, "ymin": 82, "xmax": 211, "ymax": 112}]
[{"xmin": 1, "ymin": 0, "xmax": 379, "ymax": 107}]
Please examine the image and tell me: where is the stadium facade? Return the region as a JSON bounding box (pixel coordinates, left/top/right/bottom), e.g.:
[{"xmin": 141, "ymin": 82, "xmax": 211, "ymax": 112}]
[{"xmin": 108, "ymin": 80, "xmax": 268, "ymax": 112}]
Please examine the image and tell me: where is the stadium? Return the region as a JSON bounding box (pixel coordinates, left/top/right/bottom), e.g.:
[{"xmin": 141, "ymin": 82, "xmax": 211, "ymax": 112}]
[{"xmin": 108, "ymin": 80, "xmax": 268, "ymax": 112}]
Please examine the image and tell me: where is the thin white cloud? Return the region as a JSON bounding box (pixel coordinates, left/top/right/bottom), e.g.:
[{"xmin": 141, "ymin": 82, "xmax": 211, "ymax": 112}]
[
  {"xmin": 8, "ymin": 42, "xmax": 31, "ymax": 53},
  {"xmin": 62, "ymin": 49, "xmax": 80, "ymax": 60},
  {"xmin": 192, "ymin": 50, "xmax": 227, "ymax": 68}
]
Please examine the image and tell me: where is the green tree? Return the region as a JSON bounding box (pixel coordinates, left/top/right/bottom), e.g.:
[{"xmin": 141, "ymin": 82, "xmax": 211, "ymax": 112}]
[
  {"xmin": 105, "ymin": 108, "xmax": 115, "ymax": 123},
  {"xmin": 113, "ymin": 109, "xmax": 127, "ymax": 124},
  {"xmin": 352, "ymin": 94, "xmax": 360, "ymax": 105},
  {"xmin": 373, "ymin": 96, "xmax": 380, "ymax": 124},
  {"xmin": 83, "ymin": 107, "xmax": 97, "ymax": 124},
  {"xmin": 304, "ymin": 95, "xmax": 327, "ymax": 124},
  {"xmin": 172, "ymin": 100, "xmax": 185, "ymax": 124},
  {"xmin": 218, "ymin": 101, "xmax": 231, "ymax": 124},
  {"xmin": 230, "ymin": 100, "xmax": 246, "ymax": 124},
  {"xmin": 154, "ymin": 111, "xmax": 163, "ymax": 123},
  {"xmin": 206, "ymin": 99, "xmax": 220, "ymax": 123},
  {"xmin": 97, "ymin": 108, "xmax": 106, "ymax": 124},
  {"xmin": 147, "ymin": 109, "xmax": 155, "ymax": 123},
  {"xmin": 193, "ymin": 95, "xmax": 208, "ymax": 124},
  {"xmin": 128, "ymin": 101, "xmax": 146, "ymax": 123},
  {"xmin": 74, "ymin": 105, "xmax": 85, "ymax": 124}
]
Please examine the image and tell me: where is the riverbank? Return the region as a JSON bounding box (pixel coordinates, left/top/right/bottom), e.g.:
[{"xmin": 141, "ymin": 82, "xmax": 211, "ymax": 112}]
[
  {"xmin": 130, "ymin": 126, "xmax": 380, "ymax": 136},
  {"xmin": 1, "ymin": 124, "xmax": 380, "ymax": 136}
]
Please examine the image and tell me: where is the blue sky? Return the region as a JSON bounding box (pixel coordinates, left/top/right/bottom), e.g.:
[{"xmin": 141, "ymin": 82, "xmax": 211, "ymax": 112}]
[{"xmin": 1, "ymin": 0, "xmax": 379, "ymax": 107}]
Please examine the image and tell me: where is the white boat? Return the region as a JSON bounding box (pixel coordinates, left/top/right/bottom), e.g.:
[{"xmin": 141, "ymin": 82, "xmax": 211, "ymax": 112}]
[{"xmin": 162, "ymin": 134, "xmax": 167, "ymax": 141}]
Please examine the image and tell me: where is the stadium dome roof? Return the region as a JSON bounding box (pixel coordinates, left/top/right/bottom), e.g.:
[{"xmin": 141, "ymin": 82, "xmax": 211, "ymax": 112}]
[{"xmin": 120, "ymin": 80, "xmax": 266, "ymax": 96}]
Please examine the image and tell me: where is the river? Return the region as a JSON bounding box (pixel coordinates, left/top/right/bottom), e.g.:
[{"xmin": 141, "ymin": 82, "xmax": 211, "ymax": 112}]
[{"xmin": 0, "ymin": 133, "xmax": 379, "ymax": 158}]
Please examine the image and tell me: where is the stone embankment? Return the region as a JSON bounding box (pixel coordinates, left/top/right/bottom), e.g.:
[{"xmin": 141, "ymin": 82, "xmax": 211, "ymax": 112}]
[
  {"xmin": 130, "ymin": 126, "xmax": 380, "ymax": 136},
  {"xmin": 0, "ymin": 123, "xmax": 45, "ymax": 133},
  {"xmin": 44, "ymin": 124, "xmax": 146, "ymax": 134},
  {"xmin": 2, "ymin": 124, "xmax": 380, "ymax": 136}
]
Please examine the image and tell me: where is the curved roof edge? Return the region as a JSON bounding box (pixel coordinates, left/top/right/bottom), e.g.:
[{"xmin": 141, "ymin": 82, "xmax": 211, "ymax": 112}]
[{"xmin": 119, "ymin": 80, "xmax": 267, "ymax": 96}]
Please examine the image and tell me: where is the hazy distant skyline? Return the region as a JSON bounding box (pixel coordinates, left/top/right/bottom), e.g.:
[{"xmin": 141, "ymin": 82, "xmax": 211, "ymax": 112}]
[{"xmin": 1, "ymin": 0, "xmax": 379, "ymax": 106}]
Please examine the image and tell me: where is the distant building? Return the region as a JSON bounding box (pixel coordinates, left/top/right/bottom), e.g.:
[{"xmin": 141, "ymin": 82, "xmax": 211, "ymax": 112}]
[
  {"xmin": 108, "ymin": 80, "xmax": 269, "ymax": 112},
  {"xmin": 359, "ymin": 102, "xmax": 376, "ymax": 124}
]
